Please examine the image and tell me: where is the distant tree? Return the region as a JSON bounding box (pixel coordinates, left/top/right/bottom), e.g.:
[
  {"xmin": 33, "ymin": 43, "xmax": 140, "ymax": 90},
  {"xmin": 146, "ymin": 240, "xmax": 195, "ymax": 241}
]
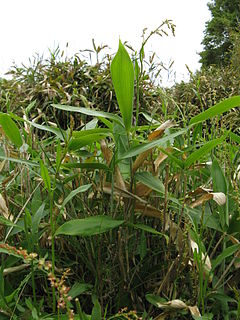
[{"xmin": 199, "ymin": 0, "xmax": 240, "ymax": 67}]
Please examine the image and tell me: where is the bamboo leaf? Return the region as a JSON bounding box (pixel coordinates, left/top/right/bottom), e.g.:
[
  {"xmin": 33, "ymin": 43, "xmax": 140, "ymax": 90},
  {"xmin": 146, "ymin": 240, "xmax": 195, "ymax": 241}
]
[
  {"xmin": 130, "ymin": 223, "xmax": 168, "ymax": 242},
  {"xmin": 55, "ymin": 215, "xmax": 124, "ymax": 236},
  {"xmin": 189, "ymin": 96, "xmax": 240, "ymax": 125},
  {"xmin": 40, "ymin": 160, "xmax": 51, "ymax": 192},
  {"xmin": 69, "ymin": 133, "xmax": 109, "ymax": 151},
  {"xmin": 211, "ymin": 244, "xmax": 240, "ymax": 272},
  {"xmin": 185, "ymin": 136, "xmax": 226, "ymax": 168},
  {"xmin": 0, "ymin": 113, "xmax": 22, "ymax": 147},
  {"xmin": 60, "ymin": 184, "xmax": 92, "ymax": 210},
  {"xmin": 135, "ymin": 172, "xmax": 165, "ymax": 194},
  {"xmin": 111, "ymin": 40, "xmax": 134, "ymax": 132},
  {"xmin": 52, "ymin": 104, "xmax": 123, "ymax": 126},
  {"xmin": 72, "ymin": 128, "xmax": 112, "ymax": 138},
  {"xmin": 119, "ymin": 127, "xmax": 189, "ymax": 160},
  {"xmin": 62, "ymin": 162, "xmax": 109, "ymax": 171}
]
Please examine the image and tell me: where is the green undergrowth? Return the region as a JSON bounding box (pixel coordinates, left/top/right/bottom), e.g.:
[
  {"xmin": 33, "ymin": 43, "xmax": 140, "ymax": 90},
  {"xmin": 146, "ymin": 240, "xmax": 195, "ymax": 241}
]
[{"xmin": 0, "ymin": 25, "xmax": 240, "ymax": 320}]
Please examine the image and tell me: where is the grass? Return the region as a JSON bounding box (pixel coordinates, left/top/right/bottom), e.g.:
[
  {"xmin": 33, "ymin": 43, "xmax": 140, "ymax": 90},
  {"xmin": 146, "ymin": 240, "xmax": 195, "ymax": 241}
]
[{"xmin": 0, "ymin": 25, "xmax": 240, "ymax": 320}]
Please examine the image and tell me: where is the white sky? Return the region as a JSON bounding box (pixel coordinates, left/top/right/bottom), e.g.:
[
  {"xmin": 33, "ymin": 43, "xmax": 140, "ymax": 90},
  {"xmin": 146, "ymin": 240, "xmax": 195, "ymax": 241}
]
[{"xmin": 0, "ymin": 0, "xmax": 211, "ymax": 85}]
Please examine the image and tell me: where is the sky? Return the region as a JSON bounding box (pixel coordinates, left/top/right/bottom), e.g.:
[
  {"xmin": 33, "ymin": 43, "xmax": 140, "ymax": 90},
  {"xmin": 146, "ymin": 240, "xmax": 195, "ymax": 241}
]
[{"xmin": 0, "ymin": 0, "xmax": 211, "ymax": 85}]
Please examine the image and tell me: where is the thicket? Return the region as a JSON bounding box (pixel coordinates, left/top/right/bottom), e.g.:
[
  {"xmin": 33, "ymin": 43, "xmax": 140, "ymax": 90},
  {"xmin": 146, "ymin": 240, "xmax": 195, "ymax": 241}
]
[{"xmin": 0, "ymin": 22, "xmax": 239, "ymax": 320}]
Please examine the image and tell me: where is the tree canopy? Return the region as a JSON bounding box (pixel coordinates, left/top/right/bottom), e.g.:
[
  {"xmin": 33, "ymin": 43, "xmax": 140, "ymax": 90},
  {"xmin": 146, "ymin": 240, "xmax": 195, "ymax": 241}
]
[{"xmin": 199, "ymin": 0, "xmax": 240, "ymax": 67}]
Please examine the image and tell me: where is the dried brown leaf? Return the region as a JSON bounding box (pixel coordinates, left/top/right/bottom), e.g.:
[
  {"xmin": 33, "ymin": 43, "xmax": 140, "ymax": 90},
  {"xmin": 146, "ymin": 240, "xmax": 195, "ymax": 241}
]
[
  {"xmin": 0, "ymin": 194, "xmax": 10, "ymax": 220},
  {"xmin": 100, "ymin": 139, "xmax": 112, "ymax": 165},
  {"xmin": 188, "ymin": 305, "xmax": 201, "ymax": 316},
  {"xmin": 190, "ymin": 193, "xmax": 212, "ymax": 208},
  {"xmin": 148, "ymin": 120, "xmax": 174, "ymax": 141},
  {"xmin": 135, "ymin": 183, "xmax": 152, "ymax": 197},
  {"xmin": 134, "ymin": 203, "xmax": 163, "ymax": 220}
]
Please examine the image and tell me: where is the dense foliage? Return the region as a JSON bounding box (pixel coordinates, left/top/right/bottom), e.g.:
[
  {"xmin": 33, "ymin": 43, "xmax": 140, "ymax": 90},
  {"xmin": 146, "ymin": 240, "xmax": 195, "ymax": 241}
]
[
  {"xmin": 199, "ymin": 0, "xmax": 240, "ymax": 67},
  {"xmin": 0, "ymin": 23, "xmax": 239, "ymax": 320}
]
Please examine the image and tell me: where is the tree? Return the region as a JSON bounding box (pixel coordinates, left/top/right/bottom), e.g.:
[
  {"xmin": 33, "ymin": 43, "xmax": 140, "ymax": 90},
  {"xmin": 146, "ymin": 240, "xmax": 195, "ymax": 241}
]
[{"xmin": 199, "ymin": 0, "xmax": 240, "ymax": 67}]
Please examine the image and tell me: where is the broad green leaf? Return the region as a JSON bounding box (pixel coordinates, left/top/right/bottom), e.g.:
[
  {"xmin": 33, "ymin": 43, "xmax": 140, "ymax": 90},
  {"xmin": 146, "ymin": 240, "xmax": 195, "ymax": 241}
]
[
  {"xmin": 189, "ymin": 96, "xmax": 240, "ymax": 125},
  {"xmin": 91, "ymin": 295, "xmax": 101, "ymax": 320},
  {"xmin": 55, "ymin": 215, "xmax": 124, "ymax": 236},
  {"xmin": 12, "ymin": 113, "xmax": 65, "ymax": 141},
  {"xmin": 68, "ymin": 282, "xmax": 93, "ymax": 299},
  {"xmin": 211, "ymin": 244, "xmax": 240, "ymax": 272},
  {"xmin": 69, "ymin": 133, "xmax": 109, "ymax": 151},
  {"xmin": 229, "ymin": 132, "xmax": 240, "ymax": 144},
  {"xmin": 145, "ymin": 294, "xmax": 166, "ymax": 307},
  {"xmin": 119, "ymin": 127, "xmax": 189, "ymax": 160},
  {"xmin": 0, "ymin": 216, "xmax": 23, "ymax": 229},
  {"xmin": 72, "ymin": 128, "xmax": 112, "ymax": 138},
  {"xmin": 185, "ymin": 136, "xmax": 226, "ymax": 168},
  {"xmin": 60, "ymin": 184, "xmax": 91, "ymax": 210},
  {"xmin": 62, "ymin": 162, "xmax": 109, "ymax": 171},
  {"xmin": 40, "ymin": 160, "xmax": 51, "ymax": 191},
  {"xmin": 0, "ymin": 156, "xmax": 38, "ymax": 167},
  {"xmin": 52, "ymin": 104, "xmax": 123, "ymax": 126},
  {"xmin": 135, "ymin": 172, "xmax": 165, "ymax": 194},
  {"xmin": 0, "ymin": 113, "xmax": 22, "ymax": 147},
  {"xmin": 111, "ymin": 40, "xmax": 134, "ymax": 132},
  {"xmin": 211, "ymin": 157, "xmax": 228, "ymax": 227},
  {"xmin": 211, "ymin": 157, "xmax": 227, "ymax": 194},
  {"xmin": 32, "ymin": 203, "xmax": 46, "ymax": 235},
  {"xmin": 130, "ymin": 223, "xmax": 169, "ymax": 242}
]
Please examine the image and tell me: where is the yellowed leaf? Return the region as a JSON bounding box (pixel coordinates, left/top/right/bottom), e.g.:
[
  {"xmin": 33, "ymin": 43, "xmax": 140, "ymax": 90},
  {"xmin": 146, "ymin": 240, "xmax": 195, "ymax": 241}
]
[
  {"xmin": 100, "ymin": 139, "xmax": 112, "ymax": 165},
  {"xmin": 148, "ymin": 120, "xmax": 174, "ymax": 141},
  {"xmin": 190, "ymin": 193, "xmax": 212, "ymax": 208},
  {"xmin": 154, "ymin": 147, "xmax": 173, "ymax": 172},
  {"xmin": 134, "ymin": 203, "xmax": 163, "ymax": 219},
  {"xmin": 132, "ymin": 150, "xmax": 152, "ymax": 174},
  {"xmin": 156, "ymin": 299, "xmax": 187, "ymax": 310},
  {"xmin": 188, "ymin": 305, "xmax": 201, "ymax": 316},
  {"xmin": 135, "ymin": 183, "xmax": 152, "ymax": 197},
  {"xmin": 0, "ymin": 194, "xmax": 9, "ymax": 220},
  {"xmin": 0, "ymin": 194, "xmax": 13, "ymax": 221}
]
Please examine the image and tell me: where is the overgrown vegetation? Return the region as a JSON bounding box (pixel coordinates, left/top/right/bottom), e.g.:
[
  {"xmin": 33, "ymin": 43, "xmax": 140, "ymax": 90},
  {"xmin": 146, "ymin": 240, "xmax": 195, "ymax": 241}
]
[{"xmin": 0, "ymin": 19, "xmax": 240, "ymax": 320}]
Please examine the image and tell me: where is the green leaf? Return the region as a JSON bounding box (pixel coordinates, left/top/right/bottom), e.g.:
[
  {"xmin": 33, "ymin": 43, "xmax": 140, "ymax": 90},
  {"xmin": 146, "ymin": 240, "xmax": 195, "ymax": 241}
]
[
  {"xmin": 0, "ymin": 155, "xmax": 38, "ymax": 167},
  {"xmin": 111, "ymin": 40, "xmax": 134, "ymax": 132},
  {"xmin": 229, "ymin": 131, "xmax": 240, "ymax": 144},
  {"xmin": 40, "ymin": 160, "xmax": 51, "ymax": 192},
  {"xmin": 119, "ymin": 127, "xmax": 189, "ymax": 160},
  {"xmin": 130, "ymin": 223, "xmax": 168, "ymax": 242},
  {"xmin": 52, "ymin": 104, "xmax": 123, "ymax": 126},
  {"xmin": 0, "ymin": 113, "xmax": 22, "ymax": 147},
  {"xmin": 72, "ymin": 128, "xmax": 112, "ymax": 138},
  {"xmin": 68, "ymin": 282, "xmax": 93, "ymax": 299},
  {"xmin": 91, "ymin": 295, "xmax": 101, "ymax": 320},
  {"xmin": 0, "ymin": 216, "xmax": 23, "ymax": 229},
  {"xmin": 69, "ymin": 133, "xmax": 109, "ymax": 151},
  {"xmin": 62, "ymin": 162, "xmax": 110, "ymax": 172},
  {"xmin": 56, "ymin": 140, "xmax": 61, "ymax": 169},
  {"xmin": 145, "ymin": 294, "xmax": 166, "ymax": 307},
  {"xmin": 60, "ymin": 184, "xmax": 92, "ymax": 210},
  {"xmin": 189, "ymin": 96, "xmax": 240, "ymax": 125},
  {"xmin": 211, "ymin": 157, "xmax": 227, "ymax": 194},
  {"xmin": 211, "ymin": 244, "xmax": 240, "ymax": 272},
  {"xmin": 185, "ymin": 136, "xmax": 226, "ymax": 168},
  {"xmin": 32, "ymin": 203, "xmax": 46, "ymax": 235},
  {"xmin": 55, "ymin": 215, "xmax": 124, "ymax": 236},
  {"xmin": 12, "ymin": 113, "xmax": 65, "ymax": 141},
  {"xmin": 135, "ymin": 172, "xmax": 165, "ymax": 194}
]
